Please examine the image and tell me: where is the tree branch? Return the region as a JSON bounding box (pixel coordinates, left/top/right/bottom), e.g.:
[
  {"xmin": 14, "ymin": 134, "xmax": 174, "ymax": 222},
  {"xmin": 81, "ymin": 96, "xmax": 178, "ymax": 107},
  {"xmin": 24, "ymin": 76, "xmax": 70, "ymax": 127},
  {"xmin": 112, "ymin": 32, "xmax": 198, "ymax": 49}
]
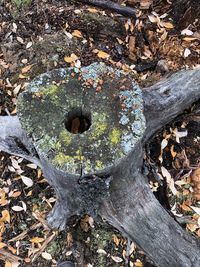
[
  {"xmin": 143, "ymin": 68, "xmax": 200, "ymax": 141},
  {"xmin": 101, "ymin": 170, "xmax": 200, "ymax": 267},
  {"xmin": 78, "ymin": 0, "xmax": 137, "ymax": 17},
  {"xmin": 0, "ymin": 116, "xmax": 41, "ymax": 167}
]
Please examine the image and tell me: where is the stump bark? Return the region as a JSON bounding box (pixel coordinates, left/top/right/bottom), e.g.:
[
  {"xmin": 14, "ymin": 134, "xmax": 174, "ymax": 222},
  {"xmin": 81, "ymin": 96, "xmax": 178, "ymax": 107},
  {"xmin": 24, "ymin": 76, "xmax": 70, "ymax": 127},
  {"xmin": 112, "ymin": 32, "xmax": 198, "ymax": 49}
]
[{"xmin": 1, "ymin": 63, "xmax": 200, "ymax": 267}]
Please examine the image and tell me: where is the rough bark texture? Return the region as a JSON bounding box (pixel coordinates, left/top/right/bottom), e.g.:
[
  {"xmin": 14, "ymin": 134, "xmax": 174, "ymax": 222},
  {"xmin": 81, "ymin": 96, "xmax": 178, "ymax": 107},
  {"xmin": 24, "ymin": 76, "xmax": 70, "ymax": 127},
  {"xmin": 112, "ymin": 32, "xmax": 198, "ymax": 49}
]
[{"xmin": 1, "ymin": 68, "xmax": 200, "ymax": 267}]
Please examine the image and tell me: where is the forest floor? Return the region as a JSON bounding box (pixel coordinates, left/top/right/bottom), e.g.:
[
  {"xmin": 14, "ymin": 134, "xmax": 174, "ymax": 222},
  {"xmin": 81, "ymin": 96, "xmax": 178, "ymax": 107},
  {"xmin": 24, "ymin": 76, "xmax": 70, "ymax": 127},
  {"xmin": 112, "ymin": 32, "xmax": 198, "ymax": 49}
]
[{"xmin": 0, "ymin": 0, "xmax": 200, "ymax": 266}]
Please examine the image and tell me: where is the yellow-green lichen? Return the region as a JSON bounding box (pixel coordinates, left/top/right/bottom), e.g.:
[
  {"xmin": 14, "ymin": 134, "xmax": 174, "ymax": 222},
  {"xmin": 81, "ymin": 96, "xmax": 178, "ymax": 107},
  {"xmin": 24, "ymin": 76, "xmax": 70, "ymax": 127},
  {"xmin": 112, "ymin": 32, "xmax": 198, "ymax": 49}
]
[
  {"xmin": 90, "ymin": 113, "xmax": 107, "ymax": 141},
  {"xmin": 40, "ymin": 84, "xmax": 61, "ymax": 105},
  {"xmin": 55, "ymin": 141, "xmax": 61, "ymax": 151},
  {"xmin": 37, "ymin": 133, "xmax": 56, "ymax": 152},
  {"xmin": 42, "ymin": 84, "xmax": 59, "ymax": 96},
  {"xmin": 95, "ymin": 160, "xmax": 103, "ymax": 170},
  {"xmin": 59, "ymin": 129, "xmax": 72, "ymax": 146},
  {"xmin": 109, "ymin": 128, "xmax": 121, "ymax": 145},
  {"xmin": 84, "ymin": 159, "xmax": 92, "ymax": 173},
  {"xmin": 53, "ymin": 151, "xmax": 85, "ymax": 167}
]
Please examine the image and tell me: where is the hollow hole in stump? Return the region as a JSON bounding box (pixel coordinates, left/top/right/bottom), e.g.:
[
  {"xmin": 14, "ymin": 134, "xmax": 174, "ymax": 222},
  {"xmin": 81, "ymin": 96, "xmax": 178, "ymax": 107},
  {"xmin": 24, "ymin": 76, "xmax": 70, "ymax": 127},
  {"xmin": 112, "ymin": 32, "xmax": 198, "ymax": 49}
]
[{"xmin": 64, "ymin": 107, "xmax": 91, "ymax": 134}]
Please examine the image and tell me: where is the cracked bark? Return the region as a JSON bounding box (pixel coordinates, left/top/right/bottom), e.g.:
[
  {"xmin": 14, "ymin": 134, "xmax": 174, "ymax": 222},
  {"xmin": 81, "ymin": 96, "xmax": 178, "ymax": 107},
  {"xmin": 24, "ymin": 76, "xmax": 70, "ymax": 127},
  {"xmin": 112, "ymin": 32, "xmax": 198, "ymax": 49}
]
[{"xmin": 1, "ymin": 68, "xmax": 200, "ymax": 266}]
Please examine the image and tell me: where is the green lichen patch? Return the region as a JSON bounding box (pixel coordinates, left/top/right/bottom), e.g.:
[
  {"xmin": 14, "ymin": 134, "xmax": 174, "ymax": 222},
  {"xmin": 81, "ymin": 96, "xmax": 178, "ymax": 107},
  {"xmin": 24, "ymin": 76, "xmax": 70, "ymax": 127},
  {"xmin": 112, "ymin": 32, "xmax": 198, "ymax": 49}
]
[
  {"xmin": 17, "ymin": 63, "xmax": 146, "ymax": 176},
  {"xmin": 109, "ymin": 128, "xmax": 121, "ymax": 145}
]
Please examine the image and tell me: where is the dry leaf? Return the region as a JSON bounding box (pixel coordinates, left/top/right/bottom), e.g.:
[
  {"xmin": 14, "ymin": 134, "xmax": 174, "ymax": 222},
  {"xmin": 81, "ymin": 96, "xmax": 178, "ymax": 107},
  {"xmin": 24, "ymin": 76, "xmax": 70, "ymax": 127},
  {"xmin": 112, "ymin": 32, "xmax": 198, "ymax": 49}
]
[
  {"xmin": 161, "ymin": 166, "xmax": 178, "ymax": 195},
  {"xmin": 16, "ymin": 37, "xmax": 24, "ymax": 44},
  {"xmin": 140, "ymin": 0, "xmax": 152, "ymax": 9},
  {"xmin": 190, "ymin": 206, "xmax": 200, "ymax": 216},
  {"xmin": 161, "ymin": 139, "xmax": 168, "ymax": 150},
  {"xmin": 21, "ymin": 176, "xmax": 33, "ymax": 187},
  {"xmin": 5, "ymin": 262, "xmax": 12, "ymax": 267},
  {"xmin": 72, "ymin": 30, "xmax": 83, "ymax": 38},
  {"xmin": 13, "ymin": 84, "xmax": 21, "ymax": 95},
  {"xmin": 186, "ymin": 223, "xmax": 198, "ymax": 232},
  {"xmin": 170, "ymin": 145, "xmax": 177, "ymax": 158},
  {"xmin": 11, "ymin": 191, "xmax": 21, "ymax": 198},
  {"xmin": 182, "ymin": 37, "xmax": 197, "ymax": 42},
  {"xmin": 111, "ymin": 256, "xmax": 123, "ymax": 263},
  {"xmin": 64, "ymin": 53, "xmax": 78, "ymax": 63},
  {"xmin": 148, "ymin": 15, "xmax": 158, "ymax": 23},
  {"xmin": 26, "ymin": 163, "xmax": 37, "ymax": 169},
  {"xmin": 11, "ymin": 206, "xmax": 24, "ymax": 212},
  {"xmin": 31, "ymin": 237, "xmax": 45, "ymax": 244},
  {"xmin": 112, "ymin": 234, "xmax": 120, "ymax": 246},
  {"xmin": 21, "ymin": 201, "xmax": 27, "ymax": 212},
  {"xmin": 19, "ymin": 74, "xmax": 26, "ymax": 79},
  {"xmin": 191, "ymin": 168, "xmax": 200, "ymax": 200},
  {"xmin": 0, "ymin": 242, "xmax": 7, "ymax": 249},
  {"xmin": 162, "ymin": 22, "xmax": 174, "ymax": 29},
  {"xmin": 97, "ymin": 249, "xmax": 107, "ymax": 255},
  {"xmin": 181, "ymin": 202, "xmax": 192, "ymax": 212},
  {"xmin": 183, "ymin": 48, "xmax": 191, "ymax": 58},
  {"xmin": 21, "ymin": 65, "xmax": 32, "ymax": 74},
  {"xmin": 41, "ymin": 252, "xmax": 52, "ymax": 260},
  {"xmin": 97, "ymin": 51, "xmax": 110, "ymax": 59},
  {"xmin": 134, "ymin": 260, "xmax": 143, "ymax": 267},
  {"xmin": 173, "ymin": 128, "xmax": 188, "ymax": 143},
  {"xmin": 1, "ymin": 210, "xmax": 10, "ymax": 223},
  {"xmin": 181, "ymin": 29, "xmax": 193, "ymax": 36},
  {"xmin": 26, "ymin": 42, "xmax": 33, "ymax": 49},
  {"xmin": 87, "ymin": 8, "xmax": 98, "ymax": 13}
]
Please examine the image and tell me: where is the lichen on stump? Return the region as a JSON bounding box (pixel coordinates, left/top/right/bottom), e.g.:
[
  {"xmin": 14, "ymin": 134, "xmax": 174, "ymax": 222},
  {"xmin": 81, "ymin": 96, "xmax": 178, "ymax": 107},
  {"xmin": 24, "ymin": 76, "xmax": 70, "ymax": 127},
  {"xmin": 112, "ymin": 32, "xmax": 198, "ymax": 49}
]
[{"xmin": 17, "ymin": 62, "xmax": 146, "ymax": 176}]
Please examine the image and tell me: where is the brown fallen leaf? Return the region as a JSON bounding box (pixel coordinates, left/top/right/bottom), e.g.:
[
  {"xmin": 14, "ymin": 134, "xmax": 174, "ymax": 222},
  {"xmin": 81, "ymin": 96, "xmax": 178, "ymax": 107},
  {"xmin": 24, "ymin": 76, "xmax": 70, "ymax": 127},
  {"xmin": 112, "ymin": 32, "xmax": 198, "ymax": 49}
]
[
  {"xmin": 0, "ymin": 242, "xmax": 7, "ymax": 249},
  {"xmin": 1, "ymin": 210, "xmax": 10, "ymax": 223},
  {"xmin": 140, "ymin": 0, "xmax": 152, "ymax": 9},
  {"xmin": 30, "ymin": 237, "xmax": 45, "ymax": 244},
  {"xmin": 128, "ymin": 36, "xmax": 137, "ymax": 61},
  {"xmin": 64, "ymin": 53, "xmax": 78, "ymax": 63},
  {"xmin": 72, "ymin": 30, "xmax": 83, "ymax": 38},
  {"xmin": 97, "ymin": 50, "xmax": 110, "ymax": 59},
  {"xmin": 191, "ymin": 168, "xmax": 200, "ymax": 200},
  {"xmin": 21, "ymin": 65, "xmax": 32, "ymax": 74}
]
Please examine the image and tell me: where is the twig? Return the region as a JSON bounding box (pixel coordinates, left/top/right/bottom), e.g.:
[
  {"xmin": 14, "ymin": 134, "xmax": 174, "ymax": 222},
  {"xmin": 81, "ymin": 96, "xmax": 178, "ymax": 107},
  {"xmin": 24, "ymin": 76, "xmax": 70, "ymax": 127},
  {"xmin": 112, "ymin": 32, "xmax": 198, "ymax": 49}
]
[
  {"xmin": 8, "ymin": 222, "xmax": 42, "ymax": 242},
  {"xmin": 0, "ymin": 249, "xmax": 22, "ymax": 262},
  {"xmin": 78, "ymin": 0, "xmax": 137, "ymax": 17},
  {"xmin": 31, "ymin": 231, "xmax": 58, "ymax": 262}
]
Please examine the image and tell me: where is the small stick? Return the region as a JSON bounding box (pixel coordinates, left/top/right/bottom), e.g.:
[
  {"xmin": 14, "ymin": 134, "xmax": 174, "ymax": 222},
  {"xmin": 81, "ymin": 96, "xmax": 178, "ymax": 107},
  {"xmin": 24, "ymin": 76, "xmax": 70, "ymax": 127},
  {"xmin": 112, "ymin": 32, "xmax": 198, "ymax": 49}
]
[
  {"xmin": 8, "ymin": 222, "xmax": 42, "ymax": 242},
  {"xmin": 31, "ymin": 231, "xmax": 58, "ymax": 262}
]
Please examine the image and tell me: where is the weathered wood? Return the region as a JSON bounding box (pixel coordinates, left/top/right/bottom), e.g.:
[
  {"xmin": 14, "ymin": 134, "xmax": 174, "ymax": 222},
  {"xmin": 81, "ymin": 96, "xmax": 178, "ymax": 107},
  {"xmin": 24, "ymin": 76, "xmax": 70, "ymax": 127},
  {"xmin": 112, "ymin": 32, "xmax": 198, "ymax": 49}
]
[
  {"xmin": 1, "ymin": 66, "xmax": 200, "ymax": 267},
  {"xmin": 143, "ymin": 68, "xmax": 200, "ymax": 140},
  {"xmin": 100, "ymin": 143, "xmax": 200, "ymax": 267},
  {"xmin": 0, "ymin": 116, "xmax": 41, "ymax": 167},
  {"xmin": 17, "ymin": 63, "xmax": 146, "ymax": 176}
]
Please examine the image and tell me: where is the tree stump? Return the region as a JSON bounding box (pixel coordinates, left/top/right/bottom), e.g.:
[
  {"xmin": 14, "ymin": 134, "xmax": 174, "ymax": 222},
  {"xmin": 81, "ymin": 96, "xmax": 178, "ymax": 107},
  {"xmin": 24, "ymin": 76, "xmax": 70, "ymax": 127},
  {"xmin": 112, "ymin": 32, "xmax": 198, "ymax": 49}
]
[
  {"xmin": 17, "ymin": 62, "xmax": 146, "ymax": 227},
  {"xmin": 1, "ymin": 63, "xmax": 200, "ymax": 266}
]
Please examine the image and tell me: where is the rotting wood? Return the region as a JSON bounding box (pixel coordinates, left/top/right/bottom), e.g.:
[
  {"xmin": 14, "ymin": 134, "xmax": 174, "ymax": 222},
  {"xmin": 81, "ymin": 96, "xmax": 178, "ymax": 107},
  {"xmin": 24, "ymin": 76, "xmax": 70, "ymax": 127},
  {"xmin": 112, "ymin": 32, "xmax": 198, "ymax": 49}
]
[{"xmin": 1, "ymin": 64, "xmax": 200, "ymax": 267}]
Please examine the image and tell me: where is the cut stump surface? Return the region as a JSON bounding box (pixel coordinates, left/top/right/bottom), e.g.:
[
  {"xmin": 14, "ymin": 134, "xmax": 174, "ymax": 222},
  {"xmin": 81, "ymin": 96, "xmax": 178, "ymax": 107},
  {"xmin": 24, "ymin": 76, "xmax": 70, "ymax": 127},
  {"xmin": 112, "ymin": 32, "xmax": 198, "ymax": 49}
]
[{"xmin": 17, "ymin": 63, "xmax": 146, "ymax": 176}]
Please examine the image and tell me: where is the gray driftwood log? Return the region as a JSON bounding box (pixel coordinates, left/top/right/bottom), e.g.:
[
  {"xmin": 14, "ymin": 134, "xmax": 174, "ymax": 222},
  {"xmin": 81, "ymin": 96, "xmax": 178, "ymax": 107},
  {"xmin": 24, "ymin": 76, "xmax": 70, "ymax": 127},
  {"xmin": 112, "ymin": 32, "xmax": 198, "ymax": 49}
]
[{"xmin": 1, "ymin": 63, "xmax": 200, "ymax": 267}]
